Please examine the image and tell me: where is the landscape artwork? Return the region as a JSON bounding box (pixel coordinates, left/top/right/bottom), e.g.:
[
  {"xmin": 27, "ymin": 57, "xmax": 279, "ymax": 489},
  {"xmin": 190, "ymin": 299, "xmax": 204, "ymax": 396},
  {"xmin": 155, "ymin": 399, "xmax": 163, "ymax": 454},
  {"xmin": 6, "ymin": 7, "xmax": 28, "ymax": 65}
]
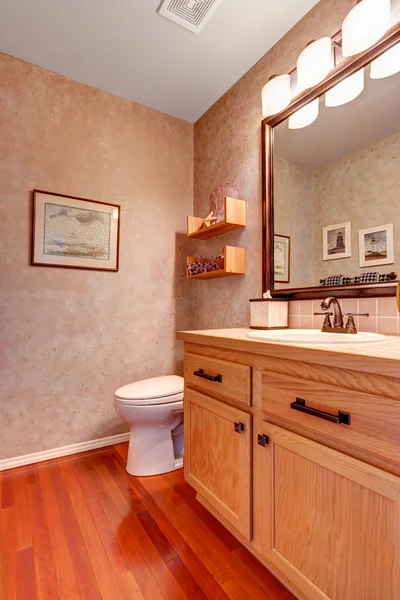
[
  {"xmin": 32, "ymin": 191, "xmax": 120, "ymax": 271},
  {"xmin": 359, "ymin": 224, "xmax": 394, "ymax": 268},
  {"xmin": 323, "ymin": 222, "xmax": 351, "ymax": 261},
  {"xmin": 44, "ymin": 203, "xmax": 111, "ymax": 260}
]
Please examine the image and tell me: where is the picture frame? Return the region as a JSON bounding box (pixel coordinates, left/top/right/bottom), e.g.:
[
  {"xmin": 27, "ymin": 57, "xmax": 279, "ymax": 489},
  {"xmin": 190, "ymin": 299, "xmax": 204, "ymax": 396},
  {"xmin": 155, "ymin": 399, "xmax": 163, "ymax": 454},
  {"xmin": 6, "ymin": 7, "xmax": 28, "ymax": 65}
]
[
  {"xmin": 322, "ymin": 221, "xmax": 351, "ymax": 261},
  {"xmin": 31, "ymin": 190, "xmax": 120, "ymax": 271},
  {"xmin": 358, "ymin": 223, "xmax": 394, "ymax": 268},
  {"xmin": 274, "ymin": 234, "xmax": 290, "ymax": 283}
]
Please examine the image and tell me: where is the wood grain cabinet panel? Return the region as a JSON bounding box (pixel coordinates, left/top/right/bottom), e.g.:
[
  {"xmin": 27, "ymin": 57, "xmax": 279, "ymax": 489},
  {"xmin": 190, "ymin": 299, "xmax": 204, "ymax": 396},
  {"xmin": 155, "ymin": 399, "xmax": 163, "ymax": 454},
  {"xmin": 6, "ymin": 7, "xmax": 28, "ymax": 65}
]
[
  {"xmin": 256, "ymin": 422, "xmax": 400, "ymax": 600},
  {"xmin": 184, "ymin": 387, "xmax": 252, "ymax": 540},
  {"xmin": 184, "ymin": 352, "xmax": 251, "ymax": 406},
  {"xmin": 261, "ymin": 370, "xmax": 400, "ymax": 466}
]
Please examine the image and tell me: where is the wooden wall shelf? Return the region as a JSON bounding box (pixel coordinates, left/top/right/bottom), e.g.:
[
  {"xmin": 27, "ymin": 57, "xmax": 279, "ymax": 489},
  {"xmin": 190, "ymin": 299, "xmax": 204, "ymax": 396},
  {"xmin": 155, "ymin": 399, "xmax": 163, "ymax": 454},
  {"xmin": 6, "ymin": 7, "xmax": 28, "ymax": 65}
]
[
  {"xmin": 187, "ymin": 197, "xmax": 246, "ymax": 240},
  {"xmin": 187, "ymin": 246, "xmax": 246, "ymax": 280}
]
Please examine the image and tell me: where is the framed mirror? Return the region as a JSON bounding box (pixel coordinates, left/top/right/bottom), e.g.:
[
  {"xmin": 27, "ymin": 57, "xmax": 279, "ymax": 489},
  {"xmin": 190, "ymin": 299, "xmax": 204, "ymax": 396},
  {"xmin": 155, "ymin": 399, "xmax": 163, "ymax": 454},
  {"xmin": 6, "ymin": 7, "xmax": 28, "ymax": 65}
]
[{"xmin": 262, "ymin": 21, "xmax": 400, "ymax": 300}]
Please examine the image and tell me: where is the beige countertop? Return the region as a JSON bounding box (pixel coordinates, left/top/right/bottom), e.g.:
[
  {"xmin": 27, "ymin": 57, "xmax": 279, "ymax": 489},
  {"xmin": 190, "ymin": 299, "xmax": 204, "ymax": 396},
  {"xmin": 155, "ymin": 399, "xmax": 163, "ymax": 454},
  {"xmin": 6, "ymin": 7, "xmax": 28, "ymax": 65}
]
[{"xmin": 177, "ymin": 328, "xmax": 400, "ymax": 378}]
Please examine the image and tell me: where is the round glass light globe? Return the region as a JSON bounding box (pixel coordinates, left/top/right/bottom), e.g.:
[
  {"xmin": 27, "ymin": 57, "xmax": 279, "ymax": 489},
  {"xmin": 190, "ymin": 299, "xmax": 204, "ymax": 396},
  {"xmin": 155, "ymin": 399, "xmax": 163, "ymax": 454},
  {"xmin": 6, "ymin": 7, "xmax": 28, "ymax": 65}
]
[
  {"xmin": 288, "ymin": 99, "xmax": 319, "ymax": 130},
  {"xmin": 342, "ymin": 0, "xmax": 391, "ymax": 57},
  {"xmin": 261, "ymin": 75, "xmax": 291, "ymax": 117},
  {"xmin": 296, "ymin": 37, "xmax": 334, "ymax": 91},
  {"xmin": 370, "ymin": 42, "xmax": 400, "ymax": 79},
  {"xmin": 325, "ymin": 69, "xmax": 365, "ymax": 107}
]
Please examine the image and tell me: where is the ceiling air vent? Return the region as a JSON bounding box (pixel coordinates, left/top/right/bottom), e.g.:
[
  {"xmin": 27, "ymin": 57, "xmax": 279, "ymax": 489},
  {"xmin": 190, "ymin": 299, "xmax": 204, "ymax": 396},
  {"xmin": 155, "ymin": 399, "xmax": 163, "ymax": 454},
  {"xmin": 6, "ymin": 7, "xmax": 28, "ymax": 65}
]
[{"xmin": 158, "ymin": 0, "xmax": 224, "ymax": 34}]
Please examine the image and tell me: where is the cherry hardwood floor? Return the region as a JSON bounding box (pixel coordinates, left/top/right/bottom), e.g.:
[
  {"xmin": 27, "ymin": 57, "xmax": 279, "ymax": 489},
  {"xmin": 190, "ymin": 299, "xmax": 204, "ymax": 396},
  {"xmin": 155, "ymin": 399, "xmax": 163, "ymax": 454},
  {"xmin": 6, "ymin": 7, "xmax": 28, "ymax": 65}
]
[{"xmin": 0, "ymin": 443, "xmax": 295, "ymax": 600}]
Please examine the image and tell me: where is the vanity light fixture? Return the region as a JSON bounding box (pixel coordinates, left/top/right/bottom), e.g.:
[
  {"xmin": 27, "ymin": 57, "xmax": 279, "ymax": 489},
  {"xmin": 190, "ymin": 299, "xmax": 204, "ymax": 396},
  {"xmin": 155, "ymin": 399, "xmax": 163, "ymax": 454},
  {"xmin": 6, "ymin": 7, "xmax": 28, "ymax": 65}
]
[
  {"xmin": 288, "ymin": 99, "xmax": 319, "ymax": 129},
  {"xmin": 370, "ymin": 41, "xmax": 400, "ymax": 78},
  {"xmin": 297, "ymin": 38, "xmax": 334, "ymax": 91},
  {"xmin": 260, "ymin": 0, "xmax": 392, "ymax": 122},
  {"xmin": 261, "ymin": 74, "xmax": 291, "ymax": 117},
  {"xmin": 325, "ymin": 68, "xmax": 365, "ymax": 107},
  {"xmin": 341, "ymin": 0, "xmax": 391, "ymax": 57}
]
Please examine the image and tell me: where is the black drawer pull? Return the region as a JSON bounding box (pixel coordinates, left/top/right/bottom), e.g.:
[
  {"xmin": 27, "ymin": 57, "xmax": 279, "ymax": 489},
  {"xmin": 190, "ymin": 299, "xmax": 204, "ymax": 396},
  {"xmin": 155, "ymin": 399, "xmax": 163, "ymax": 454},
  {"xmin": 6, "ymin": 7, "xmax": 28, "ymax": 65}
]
[
  {"xmin": 193, "ymin": 369, "xmax": 222, "ymax": 383},
  {"xmin": 234, "ymin": 422, "xmax": 245, "ymax": 434},
  {"xmin": 291, "ymin": 398, "xmax": 351, "ymax": 425},
  {"xmin": 258, "ymin": 434, "xmax": 269, "ymax": 447}
]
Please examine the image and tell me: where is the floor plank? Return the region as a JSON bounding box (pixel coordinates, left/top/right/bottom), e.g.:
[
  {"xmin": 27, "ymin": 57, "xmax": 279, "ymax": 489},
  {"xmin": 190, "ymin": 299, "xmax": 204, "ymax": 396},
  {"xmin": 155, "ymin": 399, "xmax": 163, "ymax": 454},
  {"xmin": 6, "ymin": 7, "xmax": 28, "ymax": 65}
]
[
  {"xmin": 37, "ymin": 466, "xmax": 80, "ymax": 600},
  {"xmin": 0, "ymin": 506, "xmax": 18, "ymax": 600},
  {"xmin": 49, "ymin": 463, "xmax": 103, "ymax": 600},
  {"xmin": 0, "ymin": 443, "xmax": 296, "ymax": 600}
]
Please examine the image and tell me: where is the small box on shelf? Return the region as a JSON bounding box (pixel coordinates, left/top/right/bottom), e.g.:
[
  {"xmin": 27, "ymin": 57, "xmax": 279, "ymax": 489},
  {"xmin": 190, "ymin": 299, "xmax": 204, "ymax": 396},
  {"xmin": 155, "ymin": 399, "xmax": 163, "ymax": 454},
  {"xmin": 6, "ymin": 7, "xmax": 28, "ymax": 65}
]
[
  {"xmin": 187, "ymin": 197, "xmax": 246, "ymax": 240},
  {"xmin": 187, "ymin": 246, "xmax": 246, "ymax": 280}
]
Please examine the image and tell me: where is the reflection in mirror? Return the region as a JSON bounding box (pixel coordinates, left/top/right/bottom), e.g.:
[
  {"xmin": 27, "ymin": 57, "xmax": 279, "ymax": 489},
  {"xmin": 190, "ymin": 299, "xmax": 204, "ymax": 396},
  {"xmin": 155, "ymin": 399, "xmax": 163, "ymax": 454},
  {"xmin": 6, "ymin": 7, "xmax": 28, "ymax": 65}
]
[{"xmin": 273, "ymin": 62, "xmax": 400, "ymax": 291}]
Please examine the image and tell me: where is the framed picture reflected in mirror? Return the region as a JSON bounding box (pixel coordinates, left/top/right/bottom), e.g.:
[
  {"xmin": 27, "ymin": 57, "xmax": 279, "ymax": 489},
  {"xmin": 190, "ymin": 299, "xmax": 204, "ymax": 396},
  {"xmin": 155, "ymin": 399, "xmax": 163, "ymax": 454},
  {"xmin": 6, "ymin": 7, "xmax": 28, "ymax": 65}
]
[{"xmin": 274, "ymin": 234, "xmax": 290, "ymax": 283}]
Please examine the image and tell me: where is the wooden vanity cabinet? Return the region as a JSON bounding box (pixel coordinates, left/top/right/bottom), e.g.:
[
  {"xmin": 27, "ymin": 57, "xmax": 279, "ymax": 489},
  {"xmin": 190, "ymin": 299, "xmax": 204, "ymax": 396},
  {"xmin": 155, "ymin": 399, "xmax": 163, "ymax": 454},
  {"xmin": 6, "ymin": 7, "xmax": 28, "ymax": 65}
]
[
  {"xmin": 181, "ymin": 340, "xmax": 400, "ymax": 600},
  {"xmin": 255, "ymin": 421, "xmax": 400, "ymax": 600},
  {"xmin": 184, "ymin": 387, "xmax": 252, "ymax": 540}
]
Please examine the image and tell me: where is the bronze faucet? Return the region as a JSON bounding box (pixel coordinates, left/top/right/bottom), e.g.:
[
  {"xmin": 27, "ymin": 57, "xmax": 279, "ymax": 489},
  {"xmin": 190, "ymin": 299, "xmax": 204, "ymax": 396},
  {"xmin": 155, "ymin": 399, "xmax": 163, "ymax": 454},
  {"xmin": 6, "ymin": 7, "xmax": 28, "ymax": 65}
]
[
  {"xmin": 321, "ymin": 297, "xmax": 344, "ymax": 329},
  {"xmin": 314, "ymin": 296, "xmax": 369, "ymax": 334}
]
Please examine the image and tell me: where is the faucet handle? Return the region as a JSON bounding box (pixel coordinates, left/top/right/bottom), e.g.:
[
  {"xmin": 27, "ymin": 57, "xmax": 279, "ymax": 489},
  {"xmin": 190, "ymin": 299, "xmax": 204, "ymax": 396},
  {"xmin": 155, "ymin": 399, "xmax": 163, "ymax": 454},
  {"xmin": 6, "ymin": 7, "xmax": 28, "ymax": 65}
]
[
  {"xmin": 313, "ymin": 312, "xmax": 333, "ymax": 328},
  {"xmin": 344, "ymin": 313, "xmax": 369, "ymax": 334}
]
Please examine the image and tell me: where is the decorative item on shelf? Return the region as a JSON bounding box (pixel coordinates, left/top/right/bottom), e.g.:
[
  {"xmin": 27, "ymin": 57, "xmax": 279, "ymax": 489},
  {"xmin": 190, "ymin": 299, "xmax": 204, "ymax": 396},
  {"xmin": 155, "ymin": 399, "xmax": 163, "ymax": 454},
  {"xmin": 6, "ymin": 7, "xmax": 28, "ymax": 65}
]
[
  {"xmin": 323, "ymin": 221, "xmax": 352, "ymax": 261},
  {"xmin": 319, "ymin": 272, "xmax": 397, "ymax": 286},
  {"xmin": 354, "ymin": 271, "xmax": 397, "ymax": 284},
  {"xmin": 201, "ymin": 211, "xmax": 218, "ymax": 229},
  {"xmin": 320, "ymin": 274, "xmax": 344, "ymax": 286},
  {"xmin": 359, "ymin": 223, "xmax": 394, "ymax": 267},
  {"xmin": 31, "ymin": 190, "xmax": 120, "ymax": 271},
  {"xmin": 186, "ymin": 246, "xmax": 245, "ymax": 280},
  {"xmin": 209, "ymin": 183, "xmax": 239, "ymax": 223},
  {"xmin": 249, "ymin": 292, "xmax": 288, "ymax": 330},
  {"xmin": 186, "ymin": 254, "xmax": 224, "ymax": 277},
  {"xmin": 187, "ymin": 196, "xmax": 246, "ymax": 240}
]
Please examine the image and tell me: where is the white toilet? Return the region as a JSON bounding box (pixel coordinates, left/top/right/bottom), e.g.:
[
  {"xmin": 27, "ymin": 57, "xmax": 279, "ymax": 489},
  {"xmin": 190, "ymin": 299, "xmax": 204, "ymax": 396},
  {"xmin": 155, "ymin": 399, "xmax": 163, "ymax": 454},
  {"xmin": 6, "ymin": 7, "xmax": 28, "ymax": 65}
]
[{"xmin": 114, "ymin": 375, "xmax": 184, "ymax": 476}]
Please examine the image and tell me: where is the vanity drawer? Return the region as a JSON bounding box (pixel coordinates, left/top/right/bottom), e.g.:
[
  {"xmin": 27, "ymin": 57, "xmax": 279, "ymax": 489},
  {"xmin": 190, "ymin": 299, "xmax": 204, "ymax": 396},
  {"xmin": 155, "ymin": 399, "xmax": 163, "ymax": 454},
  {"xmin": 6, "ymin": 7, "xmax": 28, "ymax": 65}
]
[
  {"xmin": 184, "ymin": 352, "xmax": 251, "ymax": 406},
  {"xmin": 261, "ymin": 370, "xmax": 400, "ymax": 465}
]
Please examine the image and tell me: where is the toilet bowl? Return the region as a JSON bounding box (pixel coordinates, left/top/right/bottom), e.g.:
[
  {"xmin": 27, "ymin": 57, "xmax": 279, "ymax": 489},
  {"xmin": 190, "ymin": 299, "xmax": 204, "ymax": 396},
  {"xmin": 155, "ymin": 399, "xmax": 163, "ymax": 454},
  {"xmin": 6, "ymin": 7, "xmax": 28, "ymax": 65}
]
[{"xmin": 114, "ymin": 375, "xmax": 184, "ymax": 476}]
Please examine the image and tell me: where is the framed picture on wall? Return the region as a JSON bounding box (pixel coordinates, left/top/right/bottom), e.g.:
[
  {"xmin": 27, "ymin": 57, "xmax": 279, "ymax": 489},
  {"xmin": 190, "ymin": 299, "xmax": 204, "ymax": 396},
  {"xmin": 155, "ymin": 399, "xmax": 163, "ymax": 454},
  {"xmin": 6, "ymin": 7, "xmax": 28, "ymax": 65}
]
[
  {"xmin": 31, "ymin": 190, "xmax": 120, "ymax": 271},
  {"xmin": 359, "ymin": 223, "xmax": 394, "ymax": 268},
  {"xmin": 323, "ymin": 221, "xmax": 351, "ymax": 261},
  {"xmin": 274, "ymin": 234, "xmax": 290, "ymax": 283}
]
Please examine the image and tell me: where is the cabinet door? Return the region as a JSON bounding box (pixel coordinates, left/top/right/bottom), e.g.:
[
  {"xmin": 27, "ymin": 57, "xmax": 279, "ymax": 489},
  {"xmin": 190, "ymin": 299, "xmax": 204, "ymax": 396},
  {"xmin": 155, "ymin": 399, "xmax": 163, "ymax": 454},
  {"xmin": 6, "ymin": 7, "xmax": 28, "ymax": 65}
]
[
  {"xmin": 184, "ymin": 387, "xmax": 251, "ymax": 540},
  {"xmin": 255, "ymin": 422, "xmax": 400, "ymax": 600}
]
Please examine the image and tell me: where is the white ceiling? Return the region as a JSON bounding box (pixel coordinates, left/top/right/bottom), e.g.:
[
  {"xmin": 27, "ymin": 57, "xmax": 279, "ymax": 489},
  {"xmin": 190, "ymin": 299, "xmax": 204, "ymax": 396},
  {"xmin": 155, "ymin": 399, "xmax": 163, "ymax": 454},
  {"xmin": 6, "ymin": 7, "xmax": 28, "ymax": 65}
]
[{"xmin": 0, "ymin": 0, "xmax": 320, "ymax": 122}]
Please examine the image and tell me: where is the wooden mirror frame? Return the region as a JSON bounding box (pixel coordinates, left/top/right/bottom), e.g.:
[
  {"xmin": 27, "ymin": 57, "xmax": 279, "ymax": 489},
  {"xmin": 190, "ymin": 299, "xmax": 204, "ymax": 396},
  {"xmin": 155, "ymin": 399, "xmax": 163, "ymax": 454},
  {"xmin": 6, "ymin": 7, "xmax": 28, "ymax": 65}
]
[{"xmin": 262, "ymin": 21, "xmax": 400, "ymax": 300}]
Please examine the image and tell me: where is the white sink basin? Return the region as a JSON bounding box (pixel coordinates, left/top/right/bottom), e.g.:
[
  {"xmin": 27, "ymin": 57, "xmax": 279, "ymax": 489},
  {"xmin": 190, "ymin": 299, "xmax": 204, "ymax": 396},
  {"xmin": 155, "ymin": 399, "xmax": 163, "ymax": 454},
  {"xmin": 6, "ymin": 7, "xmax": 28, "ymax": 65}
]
[{"xmin": 247, "ymin": 329, "xmax": 386, "ymax": 344}]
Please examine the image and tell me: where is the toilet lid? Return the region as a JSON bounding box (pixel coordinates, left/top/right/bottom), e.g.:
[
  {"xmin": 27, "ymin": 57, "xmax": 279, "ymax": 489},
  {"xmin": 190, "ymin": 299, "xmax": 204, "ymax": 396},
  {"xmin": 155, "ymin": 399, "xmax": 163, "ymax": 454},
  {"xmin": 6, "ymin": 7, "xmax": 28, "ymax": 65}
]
[{"xmin": 115, "ymin": 375, "xmax": 184, "ymax": 403}]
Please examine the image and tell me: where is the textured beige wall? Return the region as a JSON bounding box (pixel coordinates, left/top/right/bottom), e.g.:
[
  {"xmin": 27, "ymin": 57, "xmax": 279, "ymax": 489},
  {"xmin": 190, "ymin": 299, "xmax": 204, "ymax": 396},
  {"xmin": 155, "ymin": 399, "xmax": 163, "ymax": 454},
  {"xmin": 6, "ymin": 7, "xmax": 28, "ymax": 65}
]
[
  {"xmin": 314, "ymin": 130, "xmax": 400, "ymax": 280},
  {"xmin": 0, "ymin": 53, "xmax": 193, "ymax": 460},
  {"xmin": 274, "ymin": 157, "xmax": 317, "ymax": 289},
  {"xmin": 193, "ymin": 0, "xmax": 355, "ymax": 328}
]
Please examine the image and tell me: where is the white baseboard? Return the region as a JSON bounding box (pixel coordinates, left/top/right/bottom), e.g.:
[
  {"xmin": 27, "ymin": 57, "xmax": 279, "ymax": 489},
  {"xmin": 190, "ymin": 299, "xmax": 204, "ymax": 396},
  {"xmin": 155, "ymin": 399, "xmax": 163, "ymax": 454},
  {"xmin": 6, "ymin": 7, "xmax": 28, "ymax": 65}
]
[{"xmin": 0, "ymin": 433, "xmax": 130, "ymax": 472}]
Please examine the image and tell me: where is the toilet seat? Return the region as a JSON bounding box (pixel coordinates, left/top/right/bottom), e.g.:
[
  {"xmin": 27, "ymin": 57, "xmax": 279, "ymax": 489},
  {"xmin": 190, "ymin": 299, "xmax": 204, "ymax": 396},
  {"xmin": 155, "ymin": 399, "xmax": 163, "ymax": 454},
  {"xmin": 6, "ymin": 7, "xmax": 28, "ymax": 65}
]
[{"xmin": 114, "ymin": 375, "xmax": 184, "ymax": 406}]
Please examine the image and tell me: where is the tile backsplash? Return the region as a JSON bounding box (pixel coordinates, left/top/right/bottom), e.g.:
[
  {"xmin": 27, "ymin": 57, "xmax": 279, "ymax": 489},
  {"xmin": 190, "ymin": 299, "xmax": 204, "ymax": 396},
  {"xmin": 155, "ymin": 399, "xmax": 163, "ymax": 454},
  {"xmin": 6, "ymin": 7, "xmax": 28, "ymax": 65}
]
[{"xmin": 289, "ymin": 297, "xmax": 399, "ymax": 335}]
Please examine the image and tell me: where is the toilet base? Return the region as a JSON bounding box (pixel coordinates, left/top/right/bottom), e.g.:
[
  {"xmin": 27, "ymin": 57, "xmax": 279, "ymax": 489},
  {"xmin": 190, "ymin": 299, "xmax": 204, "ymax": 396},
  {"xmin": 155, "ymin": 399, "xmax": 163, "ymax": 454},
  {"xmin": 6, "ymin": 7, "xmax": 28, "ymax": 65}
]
[{"xmin": 126, "ymin": 420, "xmax": 183, "ymax": 477}]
